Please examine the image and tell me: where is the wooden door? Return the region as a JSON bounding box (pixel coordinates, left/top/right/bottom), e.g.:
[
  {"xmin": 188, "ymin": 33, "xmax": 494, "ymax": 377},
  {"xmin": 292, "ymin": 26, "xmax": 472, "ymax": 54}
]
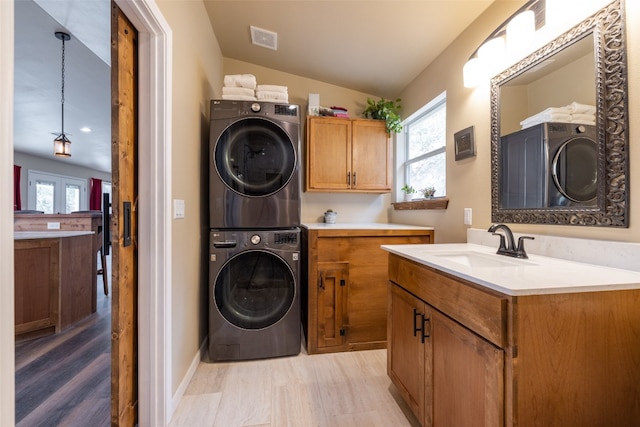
[
  {"xmin": 431, "ymin": 309, "xmax": 504, "ymax": 427},
  {"xmin": 111, "ymin": 4, "xmax": 138, "ymax": 426},
  {"xmin": 306, "ymin": 117, "xmax": 351, "ymax": 191},
  {"xmin": 351, "ymin": 119, "xmax": 392, "ymax": 191},
  {"xmin": 316, "ymin": 262, "xmax": 348, "ymax": 349},
  {"xmin": 387, "ymin": 283, "xmax": 427, "ymax": 424}
]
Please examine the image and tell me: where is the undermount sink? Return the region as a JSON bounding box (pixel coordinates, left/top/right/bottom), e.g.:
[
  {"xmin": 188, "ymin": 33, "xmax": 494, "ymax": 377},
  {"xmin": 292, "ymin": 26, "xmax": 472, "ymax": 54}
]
[{"xmin": 433, "ymin": 251, "xmax": 535, "ymax": 268}]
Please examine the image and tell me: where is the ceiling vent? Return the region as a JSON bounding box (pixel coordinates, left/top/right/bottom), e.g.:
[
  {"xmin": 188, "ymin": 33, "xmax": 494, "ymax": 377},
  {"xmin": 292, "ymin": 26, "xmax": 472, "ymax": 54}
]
[{"xmin": 250, "ymin": 26, "xmax": 278, "ymax": 50}]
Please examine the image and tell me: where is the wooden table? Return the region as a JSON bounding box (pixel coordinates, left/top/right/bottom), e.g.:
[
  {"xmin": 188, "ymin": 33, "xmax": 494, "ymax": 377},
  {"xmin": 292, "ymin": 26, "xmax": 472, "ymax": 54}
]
[{"xmin": 14, "ymin": 231, "xmax": 95, "ymax": 341}]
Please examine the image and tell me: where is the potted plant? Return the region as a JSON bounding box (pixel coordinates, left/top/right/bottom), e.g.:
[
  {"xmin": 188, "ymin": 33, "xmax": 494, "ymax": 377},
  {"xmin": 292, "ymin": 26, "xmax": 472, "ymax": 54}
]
[
  {"xmin": 362, "ymin": 97, "xmax": 403, "ymax": 133},
  {"xmin": 422, "ymin": 186, "xmax": 436, "ymax": 199},
  {"xmin": 401, "ymin": 184, "xmax": 417, "ymax": 202},
  {"xmin": 324, "ymin": 209, "xmax": 338, "ymax": 224}
]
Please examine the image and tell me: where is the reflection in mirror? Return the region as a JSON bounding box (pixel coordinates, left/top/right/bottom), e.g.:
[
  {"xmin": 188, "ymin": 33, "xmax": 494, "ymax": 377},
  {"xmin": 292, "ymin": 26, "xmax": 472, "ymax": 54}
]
[{"xmin": 491, "ymin": 0, "xmax": 628, "ymax": 227}]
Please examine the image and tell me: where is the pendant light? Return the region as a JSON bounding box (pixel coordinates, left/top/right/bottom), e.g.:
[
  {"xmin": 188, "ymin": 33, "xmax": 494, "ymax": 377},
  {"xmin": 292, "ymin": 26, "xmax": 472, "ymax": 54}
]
[{"xmin": 53, "ymin": 31, "xmax": 71, "ymax": 158}]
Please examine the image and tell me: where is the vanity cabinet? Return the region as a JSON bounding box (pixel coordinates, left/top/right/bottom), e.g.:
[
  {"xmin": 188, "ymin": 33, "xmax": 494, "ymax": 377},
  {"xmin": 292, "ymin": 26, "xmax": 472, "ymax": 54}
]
[
  {"xmin": 388, "ymin": 261, "xmax": 504, "ymax": 426},
  {"xmin": 387, "ymin": 252, "xmax": 640, "ymax": 426},
  {"xmin": 305, "ymin": 117, "xmax": 392, "ymax": 192},
  {"xmin": 302, "ymin": 226, "xmax": 433, "ymax": 354}
]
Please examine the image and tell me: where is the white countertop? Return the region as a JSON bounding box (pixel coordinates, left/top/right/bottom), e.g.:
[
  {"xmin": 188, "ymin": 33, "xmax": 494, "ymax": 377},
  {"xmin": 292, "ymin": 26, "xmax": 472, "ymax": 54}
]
[
  {"xmin": 302, "ymin": 222, "xmax": 434, "ymax": 230},
  {"xmin": 14, "ymin": 231, "xmax": 95, "ymax": 240},
  {"xmin": 382, "ymin": 243, "xmax": 640, "ymax": 296}
]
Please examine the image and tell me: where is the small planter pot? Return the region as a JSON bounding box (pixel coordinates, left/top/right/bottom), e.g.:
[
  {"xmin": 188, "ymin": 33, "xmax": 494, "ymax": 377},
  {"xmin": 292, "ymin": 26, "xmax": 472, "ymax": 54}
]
[
  {"xmin": 324, "ymin": 211, "xmax": 337, "ymax": 224},
  {"xmin": 403, "ymin": 193, "xmax": 414, "ymax": 202}
]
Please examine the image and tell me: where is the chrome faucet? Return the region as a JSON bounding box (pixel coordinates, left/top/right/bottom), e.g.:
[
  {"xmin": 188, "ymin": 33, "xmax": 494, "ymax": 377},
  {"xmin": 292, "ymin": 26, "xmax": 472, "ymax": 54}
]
[{"xmin": 487, "ymin": 223, "xmax": 534, "ymax": 259}]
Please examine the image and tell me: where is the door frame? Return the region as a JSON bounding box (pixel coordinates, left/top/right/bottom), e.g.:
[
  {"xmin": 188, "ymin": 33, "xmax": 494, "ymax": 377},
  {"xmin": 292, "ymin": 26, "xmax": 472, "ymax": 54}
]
[{"xmin": 0, "ymin": 1, "xmax": 173, "ymax": 425}]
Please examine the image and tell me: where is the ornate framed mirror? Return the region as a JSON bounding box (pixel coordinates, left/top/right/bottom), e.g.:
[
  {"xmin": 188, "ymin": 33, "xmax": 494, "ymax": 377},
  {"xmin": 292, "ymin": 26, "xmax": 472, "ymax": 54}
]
[{"xmin": 490, "ymin": 0, "xmax": 628, "ymax": 226}]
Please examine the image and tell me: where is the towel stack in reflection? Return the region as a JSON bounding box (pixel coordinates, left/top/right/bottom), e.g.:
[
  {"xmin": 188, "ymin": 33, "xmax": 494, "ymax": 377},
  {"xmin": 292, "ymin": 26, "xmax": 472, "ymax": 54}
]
[
  {"xmin": 256, "ymin": 84, "xmax": 288, "ymax": 103},
  {"xmin": 520, "ymin": 102, "xmax": 596, "ymax": 129},
  {"xmin": 222, "ymin": 74, "xmax": 257, "ymax": 101}
]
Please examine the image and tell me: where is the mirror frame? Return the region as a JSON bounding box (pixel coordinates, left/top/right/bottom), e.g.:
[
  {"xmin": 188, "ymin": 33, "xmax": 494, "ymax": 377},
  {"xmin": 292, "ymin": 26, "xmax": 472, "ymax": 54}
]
[{"xmin": 490, "ymin": 0, "xmax": 628, "ymax": 227}]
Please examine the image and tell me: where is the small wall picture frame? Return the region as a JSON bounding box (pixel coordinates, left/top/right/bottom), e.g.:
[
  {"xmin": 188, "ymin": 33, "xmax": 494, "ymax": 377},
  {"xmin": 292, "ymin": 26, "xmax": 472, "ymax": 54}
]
[{"xmin": 454, "ymin": 125, "xmax": 475, "ymax": 161}]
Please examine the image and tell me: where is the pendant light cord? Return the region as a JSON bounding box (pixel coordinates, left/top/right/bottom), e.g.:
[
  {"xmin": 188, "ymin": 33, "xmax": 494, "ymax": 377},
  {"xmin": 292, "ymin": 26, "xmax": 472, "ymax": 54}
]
[{"xmin": 60, "ymin": 34, "xmax": 66, "ymax": 135}]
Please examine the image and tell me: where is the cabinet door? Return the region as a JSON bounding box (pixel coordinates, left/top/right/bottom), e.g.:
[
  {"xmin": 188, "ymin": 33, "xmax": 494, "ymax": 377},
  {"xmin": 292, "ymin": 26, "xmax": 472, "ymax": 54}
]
[
  {"xmin": 307, "ymin": 118, "xmax": 351, "ymax": 190},
  {"xmin": 351, "ymin": 119, "xmax": 392, "ymax": 191},
  {"xmin": 431, "ymin": 309, "xmax": 504, "ymax": 427},
  {"xmin": 316, "ymin": 262, "xmax": 349, "ymax": 349},
  {"xmin": 388, "ymin": 283, "xmax": 428, "ymax": 424}
]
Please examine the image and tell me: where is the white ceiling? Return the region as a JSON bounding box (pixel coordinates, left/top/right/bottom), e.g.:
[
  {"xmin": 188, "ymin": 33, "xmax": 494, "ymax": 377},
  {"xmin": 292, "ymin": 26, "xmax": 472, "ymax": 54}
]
[{"xmin": 13, "ymin": 0, "xmax": 495, "ymax": 174}]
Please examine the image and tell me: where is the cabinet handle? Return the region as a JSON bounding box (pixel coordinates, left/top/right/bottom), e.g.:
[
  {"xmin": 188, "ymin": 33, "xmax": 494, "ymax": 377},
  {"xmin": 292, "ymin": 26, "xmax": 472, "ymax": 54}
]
[
  {"xmin": 413, "ymin": 308, "xmax": 422, "ymax": 337},
  {"xmin": 421, "ymin": 316, "xmax": 431, "ymax": 343},
  {"xmin": 318, "ymin": 272, "xmax": 324, "ymax": 290},
  {"xmin": 347, "ymin": 171, "xmax": 351, "ymax": 186},
  {"xmin": 353, "ymin": 172, "xmax": 357, "ymax": 186}
]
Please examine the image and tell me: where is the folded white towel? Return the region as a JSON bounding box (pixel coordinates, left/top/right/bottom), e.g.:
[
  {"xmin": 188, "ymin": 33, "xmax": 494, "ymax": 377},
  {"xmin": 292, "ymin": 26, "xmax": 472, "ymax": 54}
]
[
  {"xmin": 571, "ymin": 113, "xmax": 596, "ymax": 122},
  {"xmin": 521, "ymin": 113, "xmax": 572, "ymax": 129},
  {"xmin": 539, "ymin": 106, "xmax": 572, "ymax": 115},
  {"xmin": 256, "ymin": 84, "xmax": 288, "ymax": 93},
  {"xmin": 567, "ymin": 102, "xmax": 596, "ymax": 115},
  {"xmin": 222, "ymin": 86, "xmax": 255, "ymax": 97},
  {"xmin": 256, "ymin": 90, "xmax": 289, "ymax": 102},
  {"xmin": 221, "ymin": 94, "xmax": 258, "ymax": 101},
  {"xmin": 571, "ymin": 119, "xmax": 596, "ymax": 126},
  {"xmin": 223, "ymin": 74, "xmax": 257, "ymax": 89}
]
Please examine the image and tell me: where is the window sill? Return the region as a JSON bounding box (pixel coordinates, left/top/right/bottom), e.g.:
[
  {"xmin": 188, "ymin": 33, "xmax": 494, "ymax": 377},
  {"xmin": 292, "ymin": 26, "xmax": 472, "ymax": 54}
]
[{"xmin": 392, "ymin": 197, "xmax": 449, "ymax": 210}]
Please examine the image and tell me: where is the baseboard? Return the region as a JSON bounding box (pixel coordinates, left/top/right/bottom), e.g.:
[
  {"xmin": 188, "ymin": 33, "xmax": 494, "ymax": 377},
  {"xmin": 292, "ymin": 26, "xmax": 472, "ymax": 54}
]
[{"xmin": 169, "ymin": 337, "xmax": 208, "ymax": 420}]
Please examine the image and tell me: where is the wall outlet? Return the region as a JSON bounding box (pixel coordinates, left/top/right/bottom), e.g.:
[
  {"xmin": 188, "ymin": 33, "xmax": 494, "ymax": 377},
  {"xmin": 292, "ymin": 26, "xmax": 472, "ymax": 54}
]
[
  {"xmin": 463, "ymin": 208, "xmax": 472, "ymax": 226},
  {"xmin": 47, "ymin": 222, "xmax": 61, "ymax": 230},
  {"xmin": 173, "ymin": 199, "xmax": 185, "ymax": 219}
]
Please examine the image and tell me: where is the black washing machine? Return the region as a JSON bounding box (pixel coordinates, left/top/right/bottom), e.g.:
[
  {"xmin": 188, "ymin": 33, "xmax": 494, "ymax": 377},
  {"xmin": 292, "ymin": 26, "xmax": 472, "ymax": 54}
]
[
  {"xmin": 500, "ymin": 122, "xmax": 598, "ymax": 209},
  {"xmin": 209, "ymin": 100, "xmax": 301, "ymax": 229},
  {"xmin": 208, "ymin": 228, "xmax": 301, "ymax": 361}
]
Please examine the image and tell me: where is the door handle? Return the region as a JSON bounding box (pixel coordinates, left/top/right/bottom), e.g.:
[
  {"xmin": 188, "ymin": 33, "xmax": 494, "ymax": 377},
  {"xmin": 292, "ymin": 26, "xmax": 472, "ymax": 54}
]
[
  {"xmin": 413, "ymin": 308, "xmax": 422, "ymax": 337},
  {"xmin": 421, "ymin": 316, "xmax": 431, "ymax": 343},
  {"xmin": 318, "ymin": 272, "xmax": 324, "ymax": 290},
  {"xmin": 123, "ymin": 201, "xmax": 132, "ymax": 247},
  {"xmin": 347, "ymin": 171, "xmax": 351, "ymax": 186}
]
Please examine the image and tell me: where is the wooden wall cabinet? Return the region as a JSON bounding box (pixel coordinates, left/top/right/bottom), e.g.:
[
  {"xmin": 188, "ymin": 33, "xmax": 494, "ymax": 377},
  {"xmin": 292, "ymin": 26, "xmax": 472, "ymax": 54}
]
[
  {"xmin": 387, "ymin": 253, "xmax": 640, "ymax": 426},
  {"xmin": 306, "ymin": 117, "xmax": 392, "ymax": 192},
  {"xmin": 302, "ymin": 227, "xmax": 433, "ymax": 354}
]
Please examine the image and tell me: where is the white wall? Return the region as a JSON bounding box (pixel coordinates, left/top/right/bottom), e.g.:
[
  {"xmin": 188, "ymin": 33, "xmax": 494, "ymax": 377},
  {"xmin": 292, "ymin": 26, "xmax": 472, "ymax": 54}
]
[{"xmin": 155, "ymin": 0, "xmax": 223, "ymax": 400}]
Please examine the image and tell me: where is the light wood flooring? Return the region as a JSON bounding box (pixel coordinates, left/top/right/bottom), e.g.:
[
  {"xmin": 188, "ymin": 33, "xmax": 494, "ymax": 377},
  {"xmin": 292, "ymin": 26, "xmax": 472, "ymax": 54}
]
[{"xmin": 169, "ymin": 347, "xmax": 420, "ymax": 427}]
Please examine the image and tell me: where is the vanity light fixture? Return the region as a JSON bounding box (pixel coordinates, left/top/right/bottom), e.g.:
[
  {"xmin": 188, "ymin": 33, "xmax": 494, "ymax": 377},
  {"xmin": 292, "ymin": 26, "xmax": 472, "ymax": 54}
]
[
  {"xmin": 53, "ymin": 31, "xmax": 72, "ymax": 158},
  {"xmin": 463, "ymin": 0, "xmax": 545, "ymax": 88}
]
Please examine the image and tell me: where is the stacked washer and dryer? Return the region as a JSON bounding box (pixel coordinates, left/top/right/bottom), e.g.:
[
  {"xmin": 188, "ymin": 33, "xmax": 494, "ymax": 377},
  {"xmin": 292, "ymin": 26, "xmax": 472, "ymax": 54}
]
[{"xmin": 208, "ymin": 100, "xmax": 302, "ymax": 362}]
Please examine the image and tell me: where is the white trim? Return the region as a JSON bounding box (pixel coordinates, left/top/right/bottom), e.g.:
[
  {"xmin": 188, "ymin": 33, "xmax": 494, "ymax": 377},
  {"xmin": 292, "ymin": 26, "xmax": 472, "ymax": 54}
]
[
  {"xmin": 26, "ymin": 170, "xmax": 88, "ymax": 213},
  {"xmin": 113, "ymin": 0, "xmax": 173, "ymax": 425},
  {"xmin": 0, "ymin": 2, "xmax": 15, "ymax": 425},
  {"xmin": 170, "ymin": 338, "xmax": 207, "ymax": 420}
]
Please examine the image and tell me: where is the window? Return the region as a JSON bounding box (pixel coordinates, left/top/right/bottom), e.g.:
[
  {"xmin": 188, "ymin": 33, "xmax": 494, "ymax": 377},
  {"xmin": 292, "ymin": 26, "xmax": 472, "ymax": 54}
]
[
  {"xmin": 402, "ymin": 92, "xmax": 446, "ymax": 199},
  {"xmin": 27, "ymin": 170, "xmax": 87, "ymax": 214}
]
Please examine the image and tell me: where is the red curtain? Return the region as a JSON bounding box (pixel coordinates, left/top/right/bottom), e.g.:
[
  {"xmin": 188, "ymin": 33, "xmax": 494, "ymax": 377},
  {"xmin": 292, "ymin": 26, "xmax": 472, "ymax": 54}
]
[
  {"xmin": 14, "ymin": 165, "xmax": 21, "ymax": 211},
  {"xmin": 89, "ymin": 178, "xmax": 102, "ymax": 210}
]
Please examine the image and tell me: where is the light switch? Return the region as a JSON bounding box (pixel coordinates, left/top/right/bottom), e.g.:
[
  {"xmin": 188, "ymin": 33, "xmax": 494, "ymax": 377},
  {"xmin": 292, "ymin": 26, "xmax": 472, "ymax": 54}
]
[
  {"xmin": 463, "ymin": 208, "xmax": 472, "ymax": 225},
  {"xmin": 47, "ymin": 222, "xmax": 61, "ymax": 230},
  {"xmin": 174, "ymin": 199, "xmax": 185, "ymax": 219}
]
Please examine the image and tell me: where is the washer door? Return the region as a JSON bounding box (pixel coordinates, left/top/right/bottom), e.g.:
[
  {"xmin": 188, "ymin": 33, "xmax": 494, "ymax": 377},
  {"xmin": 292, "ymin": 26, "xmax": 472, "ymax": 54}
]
[
  {"xmin": 214, "ymin": 250, "xmax": 295, "ymax": 330},
  {"xmin": 552, "ymin": 137, "xmax": 598, "ymax": 203},
  {"xmin": 214, "ymin": 117, "xmax": 296, "ymax": 197}
]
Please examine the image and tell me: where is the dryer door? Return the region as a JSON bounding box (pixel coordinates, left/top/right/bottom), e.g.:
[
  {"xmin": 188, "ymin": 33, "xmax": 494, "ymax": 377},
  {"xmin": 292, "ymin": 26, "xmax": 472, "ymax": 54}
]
[
  {"xmin": 214, "ymin": 250, "xmax": 295, "ymax": 330},
  {"xmin": 552, "ymin": 136, "xmax": 598, "ymax": 203},
  {"xmin": 214, "ymin": 117, "xmax": 296, "ymax": 197}
]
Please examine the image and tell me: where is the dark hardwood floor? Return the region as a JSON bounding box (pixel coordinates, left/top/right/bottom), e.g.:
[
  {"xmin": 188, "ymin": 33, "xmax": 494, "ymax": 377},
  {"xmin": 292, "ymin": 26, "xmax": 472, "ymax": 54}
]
[{"xmin": 15, "ymin": 261, "xmax": 111, "ymax": 427}]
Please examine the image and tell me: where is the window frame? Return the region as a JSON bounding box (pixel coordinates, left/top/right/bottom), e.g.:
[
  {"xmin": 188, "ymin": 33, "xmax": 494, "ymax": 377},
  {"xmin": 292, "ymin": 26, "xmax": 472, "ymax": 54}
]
[
  {"xmin": 400, "ymin": 92, "xmax": 447, "ymax": 201},
  {"xmin": 27, "ymin": 170, "xmax": 87, "ymax": 214}
]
